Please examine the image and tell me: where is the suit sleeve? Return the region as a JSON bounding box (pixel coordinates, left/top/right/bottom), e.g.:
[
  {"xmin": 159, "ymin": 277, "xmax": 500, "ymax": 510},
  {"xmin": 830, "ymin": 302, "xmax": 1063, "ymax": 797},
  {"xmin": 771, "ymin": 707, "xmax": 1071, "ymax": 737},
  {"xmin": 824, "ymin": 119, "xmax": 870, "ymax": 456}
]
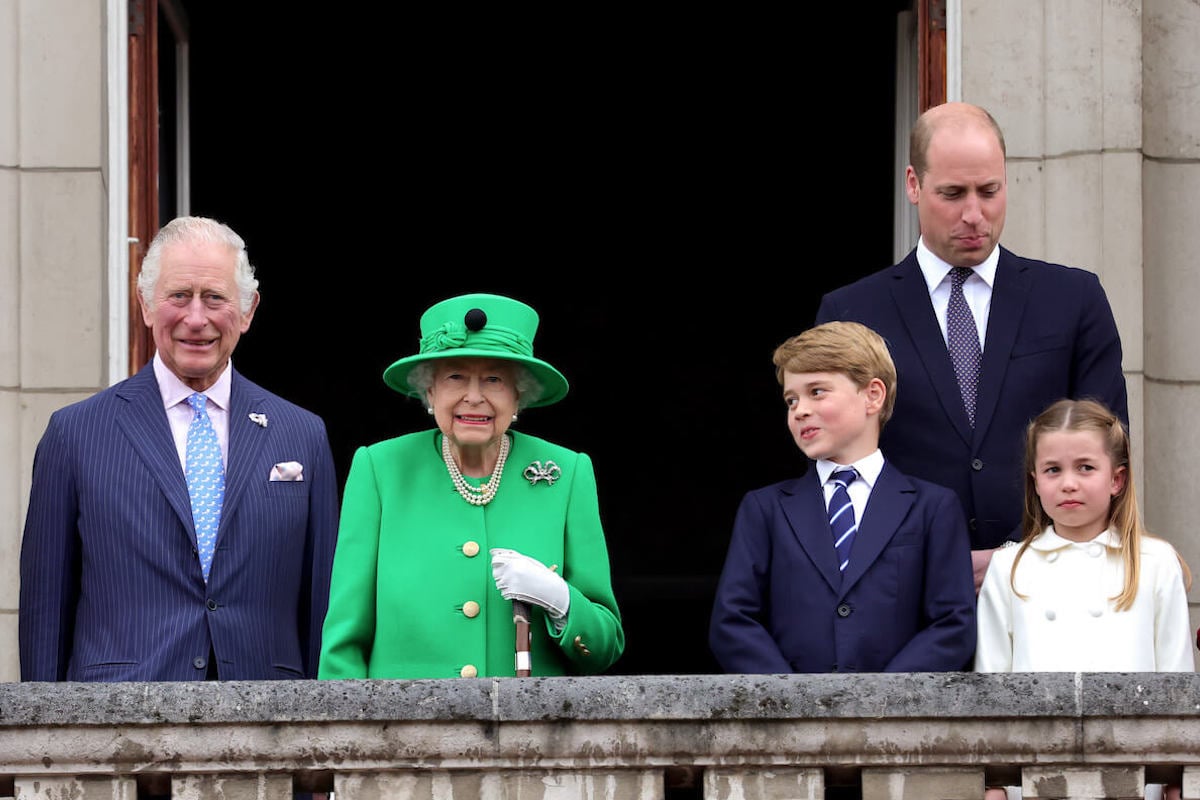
[
  {"xmin": 708, "ymin": 491, "xmax": 793, "ymax": 673},
  {"xmin": 1072, "ymin": 272, "xmax": 1129, "ymax": 427},
  {"xmin": 550, "ymin": 453, "xmax": 625, "ymax": 674},
  {"xmin": 301, "ymin": 417, "xmax": 340, "ymax": 678},
  {"xmin": 318, "ymin": 446, "xmax": 381, "ymax": 678},
  {"xmin": 884, "ymin": 487, "xmax": 977, "ymax": 671},
  {"xmin": 18, "ymin": 414, "xmax": 79, "ymax": 681}
]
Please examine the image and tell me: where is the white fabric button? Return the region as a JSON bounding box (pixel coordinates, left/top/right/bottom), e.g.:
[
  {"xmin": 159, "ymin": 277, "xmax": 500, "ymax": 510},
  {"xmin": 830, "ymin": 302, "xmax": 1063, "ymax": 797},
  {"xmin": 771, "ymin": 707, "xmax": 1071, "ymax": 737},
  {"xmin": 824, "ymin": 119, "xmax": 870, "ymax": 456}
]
[
  {"xmin": 1045, "ymin": 609, "xmax": 1056, "ymax": 621},
  {"xmin": 1088, "ymin": 544, "xmax": 1104, "ymax": 558},
  {"xmin": 1046, "ymin": 551, "xmax": 1059, "ymax": 563},
  {"xmin": 1088, "ymin": 607, "xmax": 1104, "ymax": 617}
]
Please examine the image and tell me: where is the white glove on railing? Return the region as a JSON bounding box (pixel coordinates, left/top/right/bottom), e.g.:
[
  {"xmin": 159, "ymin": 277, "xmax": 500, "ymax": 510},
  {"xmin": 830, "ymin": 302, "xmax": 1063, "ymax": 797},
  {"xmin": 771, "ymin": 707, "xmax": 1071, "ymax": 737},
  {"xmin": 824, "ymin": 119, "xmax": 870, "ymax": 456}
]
[{"xmin": 491, "ymin": 547, "xmax": 570, "ymax": 619}]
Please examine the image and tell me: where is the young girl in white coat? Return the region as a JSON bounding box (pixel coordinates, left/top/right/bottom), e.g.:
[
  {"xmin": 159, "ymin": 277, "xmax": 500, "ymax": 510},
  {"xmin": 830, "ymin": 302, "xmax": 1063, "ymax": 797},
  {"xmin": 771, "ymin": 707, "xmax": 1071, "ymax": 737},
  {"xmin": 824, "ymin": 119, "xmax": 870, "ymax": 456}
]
[{"xmin": 976, "ymin": 398, "xmax": 1193, "ymax": 800}]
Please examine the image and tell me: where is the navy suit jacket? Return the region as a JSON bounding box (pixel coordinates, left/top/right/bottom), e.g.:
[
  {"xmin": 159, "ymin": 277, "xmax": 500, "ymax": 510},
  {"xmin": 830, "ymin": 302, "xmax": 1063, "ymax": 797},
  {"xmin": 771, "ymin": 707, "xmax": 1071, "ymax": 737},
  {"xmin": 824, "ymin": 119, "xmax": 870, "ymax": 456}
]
[
  {"xmin": 709, "ymin": 461, "xmax": 976, "ymax": 673},
  {"xmin": 816, "ymin": 247, "xmax": 1128, "ymax": 550},
  {"xmin": 19, "ymin": 363, "xmax": 339, "ymax": 681}
]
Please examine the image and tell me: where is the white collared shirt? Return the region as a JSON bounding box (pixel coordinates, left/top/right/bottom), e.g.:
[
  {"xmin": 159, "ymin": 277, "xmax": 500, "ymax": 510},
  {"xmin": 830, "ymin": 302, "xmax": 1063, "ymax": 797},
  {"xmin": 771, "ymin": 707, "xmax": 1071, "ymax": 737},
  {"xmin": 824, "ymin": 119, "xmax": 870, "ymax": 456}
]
[
  {"xmin": 152, "ymin": 353, "xmax": 233, "ymax": 471},
  {"xmin": 815, "ymin": 449, "xmax": 885, "ymax": 524},
  {"xmin": 915, "ymin": 235, "xmax": 998, "ymax": 351}
]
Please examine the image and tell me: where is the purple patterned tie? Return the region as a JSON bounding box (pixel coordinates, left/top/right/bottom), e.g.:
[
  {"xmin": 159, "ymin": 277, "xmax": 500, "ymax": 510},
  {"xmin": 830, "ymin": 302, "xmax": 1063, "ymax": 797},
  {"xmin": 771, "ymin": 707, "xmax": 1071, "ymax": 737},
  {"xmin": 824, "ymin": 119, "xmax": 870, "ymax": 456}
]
[{"xmin": 947, "ymin": 267, "xmax": 982, "ymax": 426}]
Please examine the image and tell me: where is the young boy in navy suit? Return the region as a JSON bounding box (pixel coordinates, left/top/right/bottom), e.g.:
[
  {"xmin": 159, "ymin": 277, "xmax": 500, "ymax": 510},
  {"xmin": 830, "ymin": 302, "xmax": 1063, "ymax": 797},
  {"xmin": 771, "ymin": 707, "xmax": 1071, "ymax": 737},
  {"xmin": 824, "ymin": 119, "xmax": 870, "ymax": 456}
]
[{"xmin": 709, "ymin": 321, "xmax": 976, "ymax": 673}]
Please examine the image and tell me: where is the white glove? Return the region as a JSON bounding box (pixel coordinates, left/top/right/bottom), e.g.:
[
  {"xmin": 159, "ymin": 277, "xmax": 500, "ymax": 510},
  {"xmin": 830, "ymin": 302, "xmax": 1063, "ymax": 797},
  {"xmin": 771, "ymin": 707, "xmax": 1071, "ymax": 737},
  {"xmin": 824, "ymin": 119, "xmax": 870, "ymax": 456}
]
[{"xmin": 490, "ymin": 547, "xmax": 570, "ymax": 619}]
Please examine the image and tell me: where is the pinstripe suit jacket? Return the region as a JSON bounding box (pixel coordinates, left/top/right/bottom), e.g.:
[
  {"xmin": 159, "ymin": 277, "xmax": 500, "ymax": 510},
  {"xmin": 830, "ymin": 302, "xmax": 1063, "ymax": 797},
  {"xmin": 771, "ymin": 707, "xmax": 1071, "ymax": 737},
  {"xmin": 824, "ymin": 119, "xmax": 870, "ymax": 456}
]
[{"xmin": 19, "ymin": 363, "xmax": 339, "ymax": 681}]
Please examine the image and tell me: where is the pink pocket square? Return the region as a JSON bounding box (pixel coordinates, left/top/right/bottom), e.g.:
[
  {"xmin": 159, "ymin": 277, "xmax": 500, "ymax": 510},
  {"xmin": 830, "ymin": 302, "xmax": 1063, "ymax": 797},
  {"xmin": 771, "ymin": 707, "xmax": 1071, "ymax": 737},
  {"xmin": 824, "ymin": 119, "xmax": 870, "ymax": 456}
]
[{"xmin": 269, "ymin": 462, "xmax": 304, "ymax": 481}]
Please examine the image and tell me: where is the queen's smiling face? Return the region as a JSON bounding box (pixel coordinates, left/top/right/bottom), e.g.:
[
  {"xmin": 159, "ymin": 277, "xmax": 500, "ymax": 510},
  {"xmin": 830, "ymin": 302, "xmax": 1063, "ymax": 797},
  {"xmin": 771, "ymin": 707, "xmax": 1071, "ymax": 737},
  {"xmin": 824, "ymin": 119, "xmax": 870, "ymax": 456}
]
[{"xmin": 427, "ymin": 358, "xmax": 519, "ymax": 452}]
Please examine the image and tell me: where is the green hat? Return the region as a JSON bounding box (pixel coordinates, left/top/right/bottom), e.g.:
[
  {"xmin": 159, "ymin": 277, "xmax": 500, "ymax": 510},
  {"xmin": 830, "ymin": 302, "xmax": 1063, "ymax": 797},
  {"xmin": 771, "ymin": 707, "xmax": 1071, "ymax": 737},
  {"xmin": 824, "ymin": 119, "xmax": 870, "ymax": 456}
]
[{"xmin": 382, "ymin": 293, "xmax": 569, "ymax": 407}]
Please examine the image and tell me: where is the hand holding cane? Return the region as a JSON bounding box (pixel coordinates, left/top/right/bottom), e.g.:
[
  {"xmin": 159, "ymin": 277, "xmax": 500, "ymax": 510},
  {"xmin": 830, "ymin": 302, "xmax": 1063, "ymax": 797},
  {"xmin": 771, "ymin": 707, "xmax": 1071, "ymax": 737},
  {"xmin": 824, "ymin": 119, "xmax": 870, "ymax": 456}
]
[
  {"xmin": 492, "ymin": 548, "xmax": 570, "ymax": 677},
  {"xmin": 513, "ymin": 565, "xmax": 555, "ymax": 676}
]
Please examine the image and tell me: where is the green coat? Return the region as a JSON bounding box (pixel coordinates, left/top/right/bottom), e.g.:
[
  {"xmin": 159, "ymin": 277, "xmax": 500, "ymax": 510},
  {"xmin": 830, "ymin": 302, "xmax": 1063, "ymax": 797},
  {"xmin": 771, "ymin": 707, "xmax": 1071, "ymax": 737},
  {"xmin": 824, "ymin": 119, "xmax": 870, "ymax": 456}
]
[{"xmin": 318, "ymin": 429, "xmax": 624, "ymax": 679}]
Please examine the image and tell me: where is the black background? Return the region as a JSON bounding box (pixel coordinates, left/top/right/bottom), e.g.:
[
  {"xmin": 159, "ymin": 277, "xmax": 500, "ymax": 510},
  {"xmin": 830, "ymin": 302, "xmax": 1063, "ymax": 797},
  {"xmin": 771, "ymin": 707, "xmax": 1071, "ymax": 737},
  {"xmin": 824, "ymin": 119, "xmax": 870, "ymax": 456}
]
[{"xmin": 180, "ymin": 4, "xmax": 909, "ymax": 674}]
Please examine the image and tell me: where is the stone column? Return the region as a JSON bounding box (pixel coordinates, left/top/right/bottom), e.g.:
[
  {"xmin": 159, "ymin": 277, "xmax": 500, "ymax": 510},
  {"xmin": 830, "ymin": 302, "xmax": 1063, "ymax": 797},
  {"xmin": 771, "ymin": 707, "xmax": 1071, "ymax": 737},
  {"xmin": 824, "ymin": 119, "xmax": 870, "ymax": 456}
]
[
  {"xmin": 1144, "ymin": 0, "xmax": 1200, "ymax": 642},
  {"xmin": 0, "ymin": 0, "xmax": 18, "ymax": 683},
  {"xmin": 962, "ymin": 0, "xmax": 1147, "ymax": 498},
  {"xmin": 1022, "ymin": 765, "xmax": 1143, "ymax": 800},
  {"xmin": 15, "ymin": 777, "xmax": 137, "ymax": 800},
  {"xmin": 0, "ymin": 0, "xmax": 109, "ymax": 682},
  {"xmin": 704, "ymin": 767, "xmax": 823, "ymax": 800}
]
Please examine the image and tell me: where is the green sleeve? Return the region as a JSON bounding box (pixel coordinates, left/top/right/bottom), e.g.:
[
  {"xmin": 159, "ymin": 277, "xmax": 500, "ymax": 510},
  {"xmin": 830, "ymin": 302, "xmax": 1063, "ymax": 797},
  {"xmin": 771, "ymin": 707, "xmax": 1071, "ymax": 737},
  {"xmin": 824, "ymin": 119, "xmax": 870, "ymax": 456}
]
[{"xmin": 551, "ymin": 452, "xmax": 625, "ymax": 673}]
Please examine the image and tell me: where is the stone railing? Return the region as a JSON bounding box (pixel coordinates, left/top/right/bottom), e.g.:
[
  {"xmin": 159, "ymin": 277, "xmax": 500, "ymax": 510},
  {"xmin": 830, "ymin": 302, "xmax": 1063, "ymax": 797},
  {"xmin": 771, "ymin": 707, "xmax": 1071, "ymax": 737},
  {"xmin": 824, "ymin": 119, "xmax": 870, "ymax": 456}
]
[{"xmin": 0, "ymin": 672, "xmax": 1197, "ymax": 799}]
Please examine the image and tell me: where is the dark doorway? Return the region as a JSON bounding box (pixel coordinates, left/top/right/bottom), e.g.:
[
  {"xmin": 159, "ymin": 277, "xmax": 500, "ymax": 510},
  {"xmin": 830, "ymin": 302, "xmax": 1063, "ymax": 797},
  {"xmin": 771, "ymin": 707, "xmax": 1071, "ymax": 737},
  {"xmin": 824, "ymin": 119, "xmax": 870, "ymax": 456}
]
[{"xmin": 183, "ymin": 4, "xmax": 908, "ymax": 674}]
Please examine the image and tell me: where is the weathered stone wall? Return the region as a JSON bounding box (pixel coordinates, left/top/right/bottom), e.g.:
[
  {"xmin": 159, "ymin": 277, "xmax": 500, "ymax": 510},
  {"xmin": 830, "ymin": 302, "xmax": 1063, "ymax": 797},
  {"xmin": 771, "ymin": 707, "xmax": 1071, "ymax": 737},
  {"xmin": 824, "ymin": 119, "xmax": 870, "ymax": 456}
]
[{"xmin": 1, "ymin": 673, "xmax": 1197, "ymax": 799}]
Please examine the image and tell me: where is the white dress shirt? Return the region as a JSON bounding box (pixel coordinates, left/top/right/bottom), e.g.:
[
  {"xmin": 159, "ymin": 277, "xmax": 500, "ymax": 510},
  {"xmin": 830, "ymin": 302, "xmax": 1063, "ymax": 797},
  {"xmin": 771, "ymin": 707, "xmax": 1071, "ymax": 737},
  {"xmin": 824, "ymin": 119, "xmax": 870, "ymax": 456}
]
[
  {"xmin": 152, "ymin": 353, "xmax": 233, "ymax": 472},
  {"xmin": 815, "ymin": 449, "xmax": 885, "ymax": 524},
  {"xmin": 915, "ymin": 235, "xmax": 998, "ymax": 351}
]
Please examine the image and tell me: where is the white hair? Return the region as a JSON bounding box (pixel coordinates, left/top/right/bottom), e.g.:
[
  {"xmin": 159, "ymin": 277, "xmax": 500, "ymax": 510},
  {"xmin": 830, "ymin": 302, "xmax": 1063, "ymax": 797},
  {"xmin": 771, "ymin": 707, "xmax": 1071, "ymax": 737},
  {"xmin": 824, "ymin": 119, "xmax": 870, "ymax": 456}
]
[{"xmin": 136, "ymin": 216, "xmax": 259, "ymax": 314}]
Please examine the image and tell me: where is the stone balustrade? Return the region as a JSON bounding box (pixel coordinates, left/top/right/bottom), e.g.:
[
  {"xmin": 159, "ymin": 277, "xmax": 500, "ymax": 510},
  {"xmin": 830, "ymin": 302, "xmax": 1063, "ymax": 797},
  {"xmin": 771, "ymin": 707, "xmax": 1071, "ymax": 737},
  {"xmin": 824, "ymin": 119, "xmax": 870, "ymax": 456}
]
[{"xmin": 0, "ymin": 672, "xmax": 1197, "ymax": 799}]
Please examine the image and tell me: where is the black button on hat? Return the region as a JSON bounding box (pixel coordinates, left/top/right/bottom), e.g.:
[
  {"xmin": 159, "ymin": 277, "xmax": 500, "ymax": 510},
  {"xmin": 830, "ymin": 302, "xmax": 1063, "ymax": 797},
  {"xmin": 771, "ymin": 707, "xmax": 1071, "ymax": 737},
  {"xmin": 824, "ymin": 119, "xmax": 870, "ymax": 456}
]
[{"xmin": 464, "ymin": 308, "xmax": 487, "ymax": 331}]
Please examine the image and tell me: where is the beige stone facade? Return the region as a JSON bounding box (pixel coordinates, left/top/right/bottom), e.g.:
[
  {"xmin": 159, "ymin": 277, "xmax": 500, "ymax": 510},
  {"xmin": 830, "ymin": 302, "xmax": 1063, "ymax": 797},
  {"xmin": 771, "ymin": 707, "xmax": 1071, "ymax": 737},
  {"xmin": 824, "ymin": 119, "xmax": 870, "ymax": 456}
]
[{"xmin": 2, "ymin": 0, "xmax": 1199, "ymax": 681}]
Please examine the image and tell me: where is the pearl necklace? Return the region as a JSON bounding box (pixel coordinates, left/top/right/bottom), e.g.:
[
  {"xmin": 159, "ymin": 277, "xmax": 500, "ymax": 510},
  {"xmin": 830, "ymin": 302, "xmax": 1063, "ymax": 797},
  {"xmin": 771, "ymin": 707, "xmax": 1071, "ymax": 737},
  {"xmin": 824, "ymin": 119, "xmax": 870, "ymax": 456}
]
[{"xmin": 442, "ymin": 434, "xmax": 510, "ymax": 506}]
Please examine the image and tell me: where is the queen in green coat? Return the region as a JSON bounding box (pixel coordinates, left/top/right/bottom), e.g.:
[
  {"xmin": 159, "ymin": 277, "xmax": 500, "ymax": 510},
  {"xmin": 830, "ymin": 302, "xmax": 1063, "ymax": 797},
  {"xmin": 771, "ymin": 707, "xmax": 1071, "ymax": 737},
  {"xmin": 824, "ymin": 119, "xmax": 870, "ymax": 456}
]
[{"xmin": 318, "ymin": 293, "xmax": 624, "ymax": 679}]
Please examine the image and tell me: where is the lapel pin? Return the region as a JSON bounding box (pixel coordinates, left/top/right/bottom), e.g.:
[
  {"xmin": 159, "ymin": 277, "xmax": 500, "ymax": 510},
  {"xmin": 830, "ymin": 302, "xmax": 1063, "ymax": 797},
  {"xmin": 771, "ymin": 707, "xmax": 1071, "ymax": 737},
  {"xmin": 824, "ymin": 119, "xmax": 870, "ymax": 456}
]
[{"xmin": 248, "ymin": 412, "xmax": 269, "ymax": 428}]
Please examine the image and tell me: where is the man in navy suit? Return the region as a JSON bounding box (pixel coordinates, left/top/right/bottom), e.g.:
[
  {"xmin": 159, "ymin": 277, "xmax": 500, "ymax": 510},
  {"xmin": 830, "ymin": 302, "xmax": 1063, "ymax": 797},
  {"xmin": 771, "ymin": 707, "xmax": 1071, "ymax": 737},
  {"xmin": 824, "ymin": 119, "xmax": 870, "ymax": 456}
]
[
  {"xmin": 816, "ymin": 102, "xmax": 1128, "ymax": 592},
  {"xmin": 709, "ymin": 321, "xmax": 976, "ymax": 673},
  {"xmin": 20, "ymin": 215, "xmax": 339, "ymax": 682}
]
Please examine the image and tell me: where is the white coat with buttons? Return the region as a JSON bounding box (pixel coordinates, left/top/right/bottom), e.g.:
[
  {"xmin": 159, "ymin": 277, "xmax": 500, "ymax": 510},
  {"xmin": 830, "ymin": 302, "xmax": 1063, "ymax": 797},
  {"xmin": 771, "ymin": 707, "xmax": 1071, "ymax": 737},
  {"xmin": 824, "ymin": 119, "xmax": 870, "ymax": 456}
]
[{"xmin": 975, "ymin": 527, "xmax": 1194, "ymax": 672}]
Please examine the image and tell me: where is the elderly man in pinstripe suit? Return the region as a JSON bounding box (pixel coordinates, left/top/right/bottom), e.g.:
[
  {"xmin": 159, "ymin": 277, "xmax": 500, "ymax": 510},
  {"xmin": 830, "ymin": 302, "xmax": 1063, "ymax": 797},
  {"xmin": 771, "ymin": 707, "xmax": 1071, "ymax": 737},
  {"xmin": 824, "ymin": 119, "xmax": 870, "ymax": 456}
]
[{"xmin": 19, "ymin": 216, "xmax": 339, "ymax": 683}]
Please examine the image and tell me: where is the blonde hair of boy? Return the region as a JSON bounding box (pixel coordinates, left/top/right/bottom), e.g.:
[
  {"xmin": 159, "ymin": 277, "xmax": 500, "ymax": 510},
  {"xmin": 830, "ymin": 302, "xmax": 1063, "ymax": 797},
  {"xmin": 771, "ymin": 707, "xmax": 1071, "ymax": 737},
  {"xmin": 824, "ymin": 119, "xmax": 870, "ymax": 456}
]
[
  {"xmin": 1014, "ymin": 397, "xmax": 1192, "ymax": 611},
  {"xmin": 772, "ymin": 321, "xmax": 898, "ymax": 428}
]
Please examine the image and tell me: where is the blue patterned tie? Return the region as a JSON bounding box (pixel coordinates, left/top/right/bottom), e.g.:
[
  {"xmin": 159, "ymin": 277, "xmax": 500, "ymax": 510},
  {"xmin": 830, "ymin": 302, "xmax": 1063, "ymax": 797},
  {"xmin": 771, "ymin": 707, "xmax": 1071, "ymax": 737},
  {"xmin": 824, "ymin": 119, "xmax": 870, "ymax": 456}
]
[
  {"xmin": 185, "ymin": 392, "xmax": 224, "ymax": 582},
  {"xmin": 947, "ymin": 266, "xmax": 982, "ymax": 427},
  {"xmin": 828, "ymin": 469, "xmax": 859, "ymax": 573}
]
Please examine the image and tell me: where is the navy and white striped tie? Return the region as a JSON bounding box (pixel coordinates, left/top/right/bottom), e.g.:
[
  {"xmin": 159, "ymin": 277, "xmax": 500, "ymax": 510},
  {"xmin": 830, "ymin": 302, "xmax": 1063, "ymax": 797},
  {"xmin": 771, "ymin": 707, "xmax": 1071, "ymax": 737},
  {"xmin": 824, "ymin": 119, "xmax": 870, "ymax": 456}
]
[{"xmin": 828, "ymin": 469, "xmax": 859, "ymax": 573}]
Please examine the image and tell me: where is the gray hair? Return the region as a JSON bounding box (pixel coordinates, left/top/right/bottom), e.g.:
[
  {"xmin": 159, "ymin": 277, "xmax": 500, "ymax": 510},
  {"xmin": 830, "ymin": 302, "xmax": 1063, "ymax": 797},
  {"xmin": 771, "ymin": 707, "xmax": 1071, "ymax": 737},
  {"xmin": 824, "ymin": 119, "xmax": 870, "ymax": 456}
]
[
  {"xmin": 136, "ymin": 216, "xmax": 259, "ymax": 314},
  {"xmin": 408, "ymin": 360, "xmax": 545, "ymax": 411}
]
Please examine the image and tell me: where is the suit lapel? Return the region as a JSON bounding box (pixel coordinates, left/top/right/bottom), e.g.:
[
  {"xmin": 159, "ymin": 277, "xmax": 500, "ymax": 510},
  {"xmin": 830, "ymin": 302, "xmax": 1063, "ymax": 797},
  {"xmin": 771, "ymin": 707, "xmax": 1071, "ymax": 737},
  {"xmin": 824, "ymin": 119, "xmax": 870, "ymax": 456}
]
[
  {"xmin": 974, "ymin": 248, "xmax": 1031, "ymax": 438},
  {"xmin": 780, "ymin": 471, "xmax": 843, "ymax": 593},
  {"xmin": 888, "ymin": 256, "xmax": 973, "ymax": 445},
  {"xmin": 115, "ymin": 364, "xmax": 195, "ymax": 533},
  {"xmin": 221, "ymin": 371, "xmax": 270, "ymax": 535},
  {"xmin": 838, "ymin": 463, "xmax": 915, "ymax": 596}
]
